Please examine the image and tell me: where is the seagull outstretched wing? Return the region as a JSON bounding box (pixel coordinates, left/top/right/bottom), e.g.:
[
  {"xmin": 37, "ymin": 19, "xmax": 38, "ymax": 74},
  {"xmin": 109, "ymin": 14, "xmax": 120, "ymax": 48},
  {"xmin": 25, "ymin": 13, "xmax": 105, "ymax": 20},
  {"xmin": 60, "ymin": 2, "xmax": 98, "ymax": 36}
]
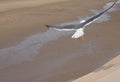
[{"xmin": 46, "ymin": 0, "xmax": 118, "ymax": 39}]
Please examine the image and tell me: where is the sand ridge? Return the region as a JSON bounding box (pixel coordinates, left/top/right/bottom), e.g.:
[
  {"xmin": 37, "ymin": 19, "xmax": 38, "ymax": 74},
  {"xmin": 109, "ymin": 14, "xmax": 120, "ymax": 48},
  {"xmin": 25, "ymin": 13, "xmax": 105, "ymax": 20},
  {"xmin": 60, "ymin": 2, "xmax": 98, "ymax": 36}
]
[{"xmin": 72, "ymin": 54, "xmax": 120, "ymax": 82}]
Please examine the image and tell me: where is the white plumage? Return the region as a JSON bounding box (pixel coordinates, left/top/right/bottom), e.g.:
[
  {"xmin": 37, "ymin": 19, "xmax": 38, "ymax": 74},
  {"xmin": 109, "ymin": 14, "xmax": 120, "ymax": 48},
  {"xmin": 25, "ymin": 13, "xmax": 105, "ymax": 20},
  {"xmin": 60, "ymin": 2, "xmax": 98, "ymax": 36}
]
[
  {"xmin": 46, "ymin": 0, "xmax": 117, "ymax": 39},
  {"xmin": 72, "ymin": 28, "xmax": 84, "ymax": 39}
]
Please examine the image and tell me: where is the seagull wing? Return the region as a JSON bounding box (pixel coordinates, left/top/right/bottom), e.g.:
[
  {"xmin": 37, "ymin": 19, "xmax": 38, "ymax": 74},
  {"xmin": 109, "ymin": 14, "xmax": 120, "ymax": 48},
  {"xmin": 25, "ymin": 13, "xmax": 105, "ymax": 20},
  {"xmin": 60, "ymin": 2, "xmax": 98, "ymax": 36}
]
[
  {"xmin": 81, "ymin": 0, "xmax": 118, "ymax": 29},
  {"xmin": 46, "ymin": 0, "xmax": 118, "ymax": 31},
  {"xmin": 46, "ymin": 23, "xmax": 80, "ymax": 31}
]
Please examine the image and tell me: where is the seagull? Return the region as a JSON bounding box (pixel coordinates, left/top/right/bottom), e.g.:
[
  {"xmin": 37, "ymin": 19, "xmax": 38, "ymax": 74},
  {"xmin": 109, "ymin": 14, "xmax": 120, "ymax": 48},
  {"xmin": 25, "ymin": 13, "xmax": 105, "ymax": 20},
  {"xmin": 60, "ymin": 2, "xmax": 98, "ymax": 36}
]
[{"xmin": 46, "ymin": 0, "xmax": 118, "ymax": 39}]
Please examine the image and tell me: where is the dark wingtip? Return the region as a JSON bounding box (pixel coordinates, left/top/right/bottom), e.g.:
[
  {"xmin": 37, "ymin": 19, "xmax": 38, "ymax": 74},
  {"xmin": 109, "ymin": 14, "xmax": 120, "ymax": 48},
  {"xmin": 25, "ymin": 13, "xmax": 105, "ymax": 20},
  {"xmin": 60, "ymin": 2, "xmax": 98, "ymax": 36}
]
[
  {"xmin": 46, "ymin": 25, "xmax": 53, "ymax": 28},
  {"xmin": 46, "ymin": 25, "xmax": 51, "ymax": 28}
]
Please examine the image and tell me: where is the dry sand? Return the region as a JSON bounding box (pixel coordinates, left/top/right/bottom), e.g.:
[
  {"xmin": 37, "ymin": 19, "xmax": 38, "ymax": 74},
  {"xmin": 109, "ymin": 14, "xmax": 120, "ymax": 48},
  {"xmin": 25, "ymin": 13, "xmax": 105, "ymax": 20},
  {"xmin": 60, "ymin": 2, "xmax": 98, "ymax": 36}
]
[
  {"xmin": 73, "ymin": 54, "xmax": 120, "ymax": 82},
  {"xmin": 0, "ymin": 0, "xmax": 120, "ymax": 82}
]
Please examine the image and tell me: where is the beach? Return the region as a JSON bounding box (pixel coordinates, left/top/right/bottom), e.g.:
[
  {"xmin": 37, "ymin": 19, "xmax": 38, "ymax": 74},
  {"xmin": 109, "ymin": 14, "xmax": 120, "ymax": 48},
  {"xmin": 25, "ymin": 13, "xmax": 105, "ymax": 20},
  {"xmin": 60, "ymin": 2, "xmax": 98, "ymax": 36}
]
[
  {"xmin": 0, "ymin": 0, "xmax": 120, "ymax": 82},
  {"xmin": 73, "ymin": 54, "xmax": 120, "ymax": 82}
]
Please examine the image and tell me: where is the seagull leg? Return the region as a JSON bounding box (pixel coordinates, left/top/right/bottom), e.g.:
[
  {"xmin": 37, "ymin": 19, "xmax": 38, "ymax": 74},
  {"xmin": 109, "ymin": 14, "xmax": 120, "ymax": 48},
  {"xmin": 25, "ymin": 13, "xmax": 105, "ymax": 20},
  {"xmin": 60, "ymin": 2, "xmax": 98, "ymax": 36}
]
[{"xmin": 80, "ymin": 36, "xmax": 84, "ymax": 40}]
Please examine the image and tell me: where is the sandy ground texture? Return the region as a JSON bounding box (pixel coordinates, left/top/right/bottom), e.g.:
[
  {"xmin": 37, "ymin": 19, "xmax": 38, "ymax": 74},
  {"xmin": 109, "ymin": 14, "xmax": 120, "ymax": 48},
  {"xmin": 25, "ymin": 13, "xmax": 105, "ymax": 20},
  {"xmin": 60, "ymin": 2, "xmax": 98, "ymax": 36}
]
[
  {"xmin": 73, "ymin": 54, "xmax": 120, "ymax": 82},
  {"xmin": 0, "ymin": 0, "xmax": 70, "ymax": 12},
  {"xmin": 0, "ymin": 0, "xmax": 120, "ymax": 82}
]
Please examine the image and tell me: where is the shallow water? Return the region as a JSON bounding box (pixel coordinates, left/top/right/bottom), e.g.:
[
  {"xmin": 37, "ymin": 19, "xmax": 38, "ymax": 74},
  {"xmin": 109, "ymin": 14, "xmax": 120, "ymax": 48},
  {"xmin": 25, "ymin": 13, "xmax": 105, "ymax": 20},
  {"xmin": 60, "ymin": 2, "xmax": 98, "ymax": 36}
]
[
  {"xmin": 0, "ymin": 0, "xmax": 119, "ymax": 71},
  {"xmin": 0, "ymin": 0, "xmax": 120, "ymax": 82},
  {"xmin": 0, "ymin": 30, "xmax": 73, "ymax": 69}
]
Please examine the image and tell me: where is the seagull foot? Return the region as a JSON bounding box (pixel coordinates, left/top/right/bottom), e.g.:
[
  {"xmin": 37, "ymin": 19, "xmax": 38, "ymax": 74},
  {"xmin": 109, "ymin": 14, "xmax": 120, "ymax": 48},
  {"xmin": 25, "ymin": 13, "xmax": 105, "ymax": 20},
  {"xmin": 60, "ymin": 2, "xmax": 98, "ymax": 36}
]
[{"xmin": 80, "ymin": 36, "xmax": 84, "ymax": 40}]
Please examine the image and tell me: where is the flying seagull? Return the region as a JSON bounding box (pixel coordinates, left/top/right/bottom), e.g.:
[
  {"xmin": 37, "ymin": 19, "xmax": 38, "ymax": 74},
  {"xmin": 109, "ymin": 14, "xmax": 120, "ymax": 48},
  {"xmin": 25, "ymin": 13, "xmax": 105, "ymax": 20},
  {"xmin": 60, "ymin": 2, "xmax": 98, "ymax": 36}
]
[{"xmin": 46, "ymin": 0, "xmax": 118, "ymax": 39}]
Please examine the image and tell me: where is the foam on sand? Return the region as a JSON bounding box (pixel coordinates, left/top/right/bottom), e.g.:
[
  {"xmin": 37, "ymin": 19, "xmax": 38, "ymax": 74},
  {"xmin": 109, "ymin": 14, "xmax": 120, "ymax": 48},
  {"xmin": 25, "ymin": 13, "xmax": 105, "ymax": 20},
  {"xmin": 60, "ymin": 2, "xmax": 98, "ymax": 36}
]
[
  {"xmin": 0, "ymin": 0, "xmax": 119, "ymax": 70},
  {"xmin": 90, "ymin": 0, "xmax": 119, "ymax": 23},
  {"xmin": 0, "ymin": 30, "xmax": 72, "ymax": 69},
  {"xmin": 73, "ymin": 1, "xmax": 120, "ymax": 82}
]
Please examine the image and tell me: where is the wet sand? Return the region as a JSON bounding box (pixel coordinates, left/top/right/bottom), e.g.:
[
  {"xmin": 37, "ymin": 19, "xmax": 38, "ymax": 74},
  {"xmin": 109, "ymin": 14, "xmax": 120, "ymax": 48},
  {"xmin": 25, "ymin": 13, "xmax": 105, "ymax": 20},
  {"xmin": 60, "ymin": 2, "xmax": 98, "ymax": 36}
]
[
  {"xmin": 0, "ymin": 0, "xmax": 70, "ymax": 12},
  {"xmin": 0, "ymin": 0, "xmax": 120, "ymax": 82}
]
